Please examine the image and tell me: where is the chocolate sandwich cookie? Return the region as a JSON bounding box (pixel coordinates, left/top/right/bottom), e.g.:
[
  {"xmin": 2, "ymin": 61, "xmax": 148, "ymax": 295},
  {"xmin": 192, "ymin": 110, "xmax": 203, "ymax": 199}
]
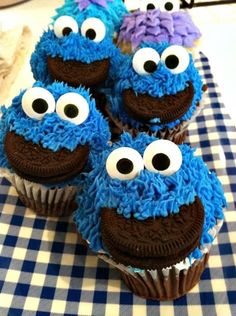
[
  {"xmin": 5, "ymin": 132, "xmax": 89, "ymax": 185},
  {"xmin": 101, "ymin": 197, "xmax": 205, "ymax": 270},
  {"xmin": 122, "ymin": 82, "xmax": 194, "ymax": 124},
  {"xmin": 47, "ymin": 57, "xmax": 110, "ymax": 87}
]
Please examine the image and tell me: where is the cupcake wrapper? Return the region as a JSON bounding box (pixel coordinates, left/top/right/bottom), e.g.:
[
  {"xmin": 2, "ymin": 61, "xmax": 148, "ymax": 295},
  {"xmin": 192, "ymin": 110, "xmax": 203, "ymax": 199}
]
[
  {"xmin": 98, "ymin": 219, "xmax": 223, "ymax": 300},
  {"xmin": 105, "ymin": 96, "xmax": 205, "ymax": 144},
  {"xmin": 0, "ymin": 168, "xmax": 77, "ymax": 217}
]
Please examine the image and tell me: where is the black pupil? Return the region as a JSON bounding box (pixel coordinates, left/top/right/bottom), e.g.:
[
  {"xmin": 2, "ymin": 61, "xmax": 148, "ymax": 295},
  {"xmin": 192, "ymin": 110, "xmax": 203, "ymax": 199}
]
[
  {"xmin": 85, "ymin": 29, "xmax": 96, "ymax": 40},
  {"xmin": 144, "ymin": 60, "xmax": 157, "ymax": 73},
  {"xmin": 147, "ymin": 3, "xmax": 155, "ymax": 10},
  {"xmin": 152, "ymin": 153, "xmax": 170, "ymax": 171},
  {"xmin": 32, "ymin": 98, "xmax": 48, "ymax": 114},
  {"xmin": 165, "ymin": 2, "xmax": 174, "ymax": 11},
  {"xmin": 62, "ymin": 27, "xmax": 73, "ymax": 36},
  {"xmin": 116, "ymin": 158, "xmax": 134, "ymax": 175},
  {"xmin": 165, "ymin": 55, "xmax": 179, "ymax": 69},
  {"xmin": 64, "ymin": 104, "xmax": 79, "ymax": 118}
]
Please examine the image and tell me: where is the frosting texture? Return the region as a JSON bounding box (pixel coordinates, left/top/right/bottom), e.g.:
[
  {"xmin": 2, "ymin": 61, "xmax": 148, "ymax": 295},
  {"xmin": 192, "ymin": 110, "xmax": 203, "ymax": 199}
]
[
  {"xmin": 0, "ymin": 81, "xmax": 110, "ymax": 170},
  {"xmin": 73, "ymin": 133, "xmax": 226, "ymax": 259},
  {"xmin": 109, "ymin": 42, "xmax": 203, "ymax": 131},
  {"xmin": 118, "ymin": 9, "xmax": 201, "ymax": 49}
]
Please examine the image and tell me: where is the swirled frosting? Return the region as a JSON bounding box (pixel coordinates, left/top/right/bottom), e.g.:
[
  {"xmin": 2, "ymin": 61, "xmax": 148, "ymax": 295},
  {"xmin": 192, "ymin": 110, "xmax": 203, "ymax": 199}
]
[{"xmin": 118, "ymin": 9, "xmax": 201, "ymax": 49}]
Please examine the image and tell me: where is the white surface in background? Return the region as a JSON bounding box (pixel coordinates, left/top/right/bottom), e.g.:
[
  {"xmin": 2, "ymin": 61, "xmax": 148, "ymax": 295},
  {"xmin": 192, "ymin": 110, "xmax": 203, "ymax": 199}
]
[{"xmin": 0, "ymin": 0, "xmax": 236, "ymax": 125}]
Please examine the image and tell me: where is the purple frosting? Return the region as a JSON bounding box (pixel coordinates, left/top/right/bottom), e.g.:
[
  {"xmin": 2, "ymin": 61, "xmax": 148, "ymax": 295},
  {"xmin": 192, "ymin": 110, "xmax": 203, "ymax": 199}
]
[
  {"xmin": 75, "ymin": 0, "xmax": 113, "ymax": 11},
  {"xmin": 118, "ymin": 9, "xmax": 201, "ymax": 49}
]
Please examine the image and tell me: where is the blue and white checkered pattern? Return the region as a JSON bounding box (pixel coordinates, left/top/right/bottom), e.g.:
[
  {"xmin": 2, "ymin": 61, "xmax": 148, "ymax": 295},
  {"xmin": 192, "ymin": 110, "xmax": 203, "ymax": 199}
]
[{"xmin": 0, "ymin": 53, "xmax": 236, "ymax": 316}]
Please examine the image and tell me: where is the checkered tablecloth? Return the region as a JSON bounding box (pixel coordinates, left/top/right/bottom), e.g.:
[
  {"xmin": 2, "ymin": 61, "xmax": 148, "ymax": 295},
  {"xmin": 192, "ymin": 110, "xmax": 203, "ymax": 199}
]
[{"xmin": 0, "ymin": 53, "xmax": 236, "ymax": 316}]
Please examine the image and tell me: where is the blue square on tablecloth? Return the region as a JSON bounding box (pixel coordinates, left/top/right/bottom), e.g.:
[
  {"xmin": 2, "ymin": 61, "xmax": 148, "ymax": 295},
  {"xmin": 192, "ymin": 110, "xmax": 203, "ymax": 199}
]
[
  {"xmin": 93, "ymin": 290, "xmax": 107, "ymax": 304},
  {"xmin": 96, "ymin": 267, "xmax": 109, "ymax": 280},
  {"xmin": 0, "ymin": 280, "xmax": 4, "ymax": 292},
  {"xmin": 51, "ymin": 241, "xmax": 64, "ymax": 253},
  {"xmin": 55, "ymin": 221, "xmax": 70, "ymax": 232},
  {"xmin": 219, "ymin": 243, "xmax": 233, "ymax": 255},
  {"xmin": 221, "ymin": 222, "xmax": 228, "ymax": 233},
  {"xmin": 120, "ymin": 292, "xmax": 133, "ymax": 305},
  {"xmin": 46, "ymin": 263, "xmax": 61, "ymax": 276},
  {"xmin": 0, "ymin": 194, "xmax": 7, "ymax": 204},
  {"xmin": 201, "ymin": 267, "xmax": 211, "ymax": 280},
  {"xmin": 146, "ymin": 299, "xmax": 160, "ymax": 306},
  {"xmin": 28, "ymin": 238, "xmax": 41, "ymax": 250},
  {"xmin": 71, "ymin": 266, "xmax": 85, "ymax": 278},
  {"xmin": 200, "ymin": 292, "xmax": 215, "ymax": 305},
  {"xmin": 10, "ymin": 215, "xmax": 23, "ymax": 226},
  {"xmin": 40, "ymin": 286, "xmax": 56, "ymax": 299},
  {"xmin": 227, "ymin": 291, "xmax": 236, "ymax": 304},
  {"xmin": 21, "ymin": 260, "xmax": 35, "ymax": 273},
  {"xmin": 226, "ymin": 167, "xmax": 236, "ymax": 175},
  {"xmin": 14, "ymin": 283, "xmax": 30, "ymax": 296},
  {"xmin": 0, "ymin": 257, "xmax": 11, "ymax": 269},
  {"xmin": 174, "ymin": 295, "xmax": 187, "ymax": 305},
  {"xmin": 9, "ymin": 308, "xmax": 23, "ymax": 316},
  {"xmin": 16, "ymin": 198, "xmax": 25, "ymax": 207},
  {"xmin": 75, "ymin": 244, "xmax": 88, "ymax": 256},
  {"xmin": 3, "ymin": 235, "xmax": 17, "ymax": 247},
  {"xmin": 36, "ymin": 311, "xmax": 51, "ymax": 316},
  {"xmin": 33, "ymin": 218, "xmax": 46, "ymax": 230},
  {"xmin": 223, "ymin": 266, "xmax": 236, "ymax": 279},
  {"xmin": 67, "ymin": 289, "xmax": 81, "ymax": 302}
]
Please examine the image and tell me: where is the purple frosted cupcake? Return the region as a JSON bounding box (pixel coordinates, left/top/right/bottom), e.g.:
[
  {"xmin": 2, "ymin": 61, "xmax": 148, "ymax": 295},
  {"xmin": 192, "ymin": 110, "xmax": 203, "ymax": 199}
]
[{"xmin": 118, "ymin": 4, "xmax": 201, "ymax": 54}]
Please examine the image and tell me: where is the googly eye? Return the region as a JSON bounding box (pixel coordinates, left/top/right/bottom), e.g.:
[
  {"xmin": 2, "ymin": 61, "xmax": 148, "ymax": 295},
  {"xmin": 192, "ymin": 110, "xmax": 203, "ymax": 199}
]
[
  {"xmin": 159, "ymin": 0, "xmax": 179, "ymax": 12},
  {"xmin": 56, "ymin": 93, "xmax": 89, "ymax": 125},
  {"xmin": 132, "ymin": 48, "xmax": 160, "ymax": 76},
  {"xmin": 140, "ymin": 0, "xmax": 159, "ymax": 11},
  {"xmin": 22, "ymin": 87, "xmax": 56, "ymax": 120},
  {"xmin": 54, "ymin": 16, "xmax": 79, "ymax": 38},
  {"xmin": 161, "ymin": 45, "xmax": 190, "ymax": 74},
  {"xmin": 143, "ymin": 139, "xmax": 182, "ymax": 176},
  {"xmin": 106, "ymin": 147, "xmax": 144, "ymax": 180},
  {"xmin": 81, "ymin": 18, "xmax": 106, "ymax": 43}
]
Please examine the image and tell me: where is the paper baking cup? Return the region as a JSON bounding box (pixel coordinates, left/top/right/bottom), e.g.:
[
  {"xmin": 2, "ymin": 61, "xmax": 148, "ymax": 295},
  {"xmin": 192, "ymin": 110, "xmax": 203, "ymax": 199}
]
[
  {"xmin": 0, "ymin": 168, "xmax": 77, "ymax": 217},
  {"xmin": 105, "ymin": 95, "xmax": 205, "ymax": 144},
  {"xmin": 98, "ymin": 219, "xmax": 223, "ymax": 300}
]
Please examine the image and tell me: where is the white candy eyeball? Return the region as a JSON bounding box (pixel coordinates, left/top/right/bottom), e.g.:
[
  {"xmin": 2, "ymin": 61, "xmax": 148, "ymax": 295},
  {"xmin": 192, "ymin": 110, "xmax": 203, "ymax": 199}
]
[
  {"xmin": 53, "ymin": 16, "xmax": 79, "ymax": 38},
  {"xmin": 56, "ymin": 93, "xmax": 89, "ymax": 125},
  {"xmin": 143, "ymin": 139, "xmax": 182, "ymax": 176},
  {"xmin": 106, "ymin": 147, "xmax": 144, "ymax": 180},
  {"xmin": 159, "ymin": 0, "xmax": 179, "ymax": 13},
  {"xmin": 124, "ymin": 0, "xmax": 140, "ymax": 12},
  {"xmin": 81, "ymin": 18, "xmax": 106, "ymax": 43},
  {"xmin": 161, "ymin": 45, "xmax": 190, "ymax": 74},
  {"xmin": 132, "ymin": 47, "xmax": 160, "ymax": 76},
  {"xmin": 22, "ymin": 87, "xmax": 56, "ymax": 120},
  {"xmin": 140, "ymin": 0, "xmax": 160, "ymax": 12}
]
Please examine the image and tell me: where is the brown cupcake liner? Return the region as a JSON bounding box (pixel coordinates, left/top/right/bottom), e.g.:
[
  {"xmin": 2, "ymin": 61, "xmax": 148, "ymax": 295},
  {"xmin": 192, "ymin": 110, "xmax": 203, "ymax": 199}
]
[
  {"xmin": 120, "ymin": 253, "xmax": 209, "ymax": 300},
  {"xmin": 0, "ymin": 168, "xmax": 77, "ymax": 217},
  {"xmin": 97, "ymin": 219, "xmax": 223, "ymax": 300},
  {"xmin": 105, "ymin": 94, "xmax": 205, "ymax": 144}
]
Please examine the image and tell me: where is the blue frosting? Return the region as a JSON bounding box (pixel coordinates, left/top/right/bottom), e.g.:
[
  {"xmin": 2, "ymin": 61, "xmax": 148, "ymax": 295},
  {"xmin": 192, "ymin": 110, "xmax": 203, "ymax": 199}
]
[
  {"xmin": 0, "ymin": 81, "xmax": 110, "ymax": 171},
  {"xmin": 108, "ymin": 42, "xmax": 203, "ymax": 131},
  {"xmin": 54, "ymin": 0, "xmax": 128, "ymax": 34},
  {"xmin": 30, "ymin": 18, "xmax": 120, "ymax": 85},
  {"xmin": 73, "ymin": 133, "xmax": 226, "ymax": 262}
]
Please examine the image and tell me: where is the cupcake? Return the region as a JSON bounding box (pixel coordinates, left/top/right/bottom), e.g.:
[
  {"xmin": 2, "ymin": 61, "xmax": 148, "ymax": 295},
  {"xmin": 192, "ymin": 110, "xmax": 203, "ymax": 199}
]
[
  {"xmin": 54, "ymin": 0, "xmax": 128, "ymax": 36},
  {"xmin": 30, "ymin": 9, "xmax": 123, "ymax": 111},
  {"xmin": 106, "ymin": 42, "xmax": 206, "ymax": 143},
  {"xmin": 117, "ymin": 1, "xmax": 201, "ymax": 54},
  {"xmin": 0, "ymin": 81, "xmax": 110, "ymax": 216},
  {"xmin": 73, "ymin": 133, "xmax": 226, "ymax": 300}
]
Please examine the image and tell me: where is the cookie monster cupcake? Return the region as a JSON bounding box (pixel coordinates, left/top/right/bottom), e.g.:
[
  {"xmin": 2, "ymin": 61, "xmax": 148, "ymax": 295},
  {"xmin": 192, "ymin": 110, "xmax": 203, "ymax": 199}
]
[
  {"xmin": 118, "ymin": 1, "xmax": 201, "ymax": 54},
  {"xmin": 54, "ymin": 0, "xmax": 128, "ymax": 37},
  {"xmin": 0, "ymin": 81, "xmax": 110, "ymax": 216},
  {"xmin": 106, "ymin": 42, "xmax": 206, "ymax": 143},
  {"xmin": 73, "ymin": 133, "xmax": 226, "ymax": 300}
]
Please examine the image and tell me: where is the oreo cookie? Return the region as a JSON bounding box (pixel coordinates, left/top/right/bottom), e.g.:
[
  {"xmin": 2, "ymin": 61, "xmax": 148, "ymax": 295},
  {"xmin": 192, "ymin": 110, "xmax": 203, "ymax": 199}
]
[
  {"xmin": 122, "ymin": 82, "xmax": 194, "ymax": 124},
  {"xmin": 47, "ymin": 56, "xmax": 110, "ymax": 87},
  {"xmin": 4, "ymin": 132, "xmax": 89, "ymax": 184},
  {"xmin": 101, "ymin": 197, "xmax": 205, "ymax": 270}
]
